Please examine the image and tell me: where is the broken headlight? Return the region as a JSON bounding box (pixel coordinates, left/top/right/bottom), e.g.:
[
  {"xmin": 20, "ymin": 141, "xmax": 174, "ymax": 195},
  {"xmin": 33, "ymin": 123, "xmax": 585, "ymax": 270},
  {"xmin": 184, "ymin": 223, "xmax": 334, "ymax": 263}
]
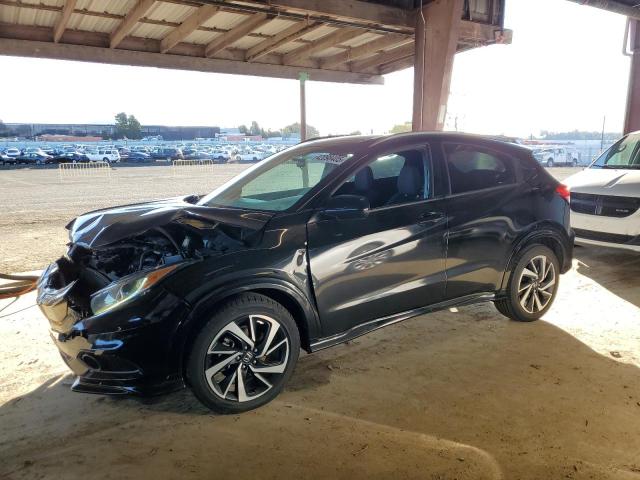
[{"xmin": 90, "ymin": 264, "xmax": 178, "ymax": 316}]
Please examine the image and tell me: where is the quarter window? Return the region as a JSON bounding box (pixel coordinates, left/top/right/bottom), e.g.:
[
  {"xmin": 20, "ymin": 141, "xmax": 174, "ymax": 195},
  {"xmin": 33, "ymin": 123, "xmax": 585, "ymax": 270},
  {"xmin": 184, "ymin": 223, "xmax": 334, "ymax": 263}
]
[{"xmin": 444, "ymin": 144, "xmax": 516, "ymax": 194}]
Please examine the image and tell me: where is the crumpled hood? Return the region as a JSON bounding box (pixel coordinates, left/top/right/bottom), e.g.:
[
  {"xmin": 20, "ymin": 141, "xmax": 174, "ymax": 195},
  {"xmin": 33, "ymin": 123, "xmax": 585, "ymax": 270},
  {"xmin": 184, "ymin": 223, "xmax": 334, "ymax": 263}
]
[
  {"xmin": 564, "ymin": 168, "xmax": 640, "ymax": 197},
  {"xmin": 67, "ymin": 195, "xmax": 274, "ymax": 248}
]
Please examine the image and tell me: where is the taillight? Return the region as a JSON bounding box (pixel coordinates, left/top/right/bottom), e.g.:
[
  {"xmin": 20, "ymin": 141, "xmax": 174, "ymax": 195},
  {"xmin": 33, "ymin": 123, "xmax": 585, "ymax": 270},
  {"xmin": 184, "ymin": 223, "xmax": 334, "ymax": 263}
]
[{"xmin": 556, "ymin": 184, "xmax": 570, "ymax": 202}]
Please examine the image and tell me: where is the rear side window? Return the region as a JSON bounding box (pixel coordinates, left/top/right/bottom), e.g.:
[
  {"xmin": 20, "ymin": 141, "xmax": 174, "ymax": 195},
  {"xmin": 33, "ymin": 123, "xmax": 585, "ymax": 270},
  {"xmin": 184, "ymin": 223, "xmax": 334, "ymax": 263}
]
[{"xmin": 444, "ymin": 143, "xmax": 516, "ymax": 194}]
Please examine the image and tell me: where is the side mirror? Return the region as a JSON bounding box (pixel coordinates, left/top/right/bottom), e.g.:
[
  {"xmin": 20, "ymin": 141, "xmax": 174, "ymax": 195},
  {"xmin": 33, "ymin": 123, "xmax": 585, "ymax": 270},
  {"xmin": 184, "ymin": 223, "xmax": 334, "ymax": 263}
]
[{"xmin": 321, "ymin": 195, "xmax": 369, "ymax": 220}]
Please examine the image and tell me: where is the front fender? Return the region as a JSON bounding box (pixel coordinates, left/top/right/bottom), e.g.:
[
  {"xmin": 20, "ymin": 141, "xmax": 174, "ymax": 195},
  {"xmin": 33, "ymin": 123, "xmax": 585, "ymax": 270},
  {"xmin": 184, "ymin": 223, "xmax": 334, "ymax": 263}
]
[{"xmin": 168, "ymin": 272, "xmax": 320, "ymax": 376}]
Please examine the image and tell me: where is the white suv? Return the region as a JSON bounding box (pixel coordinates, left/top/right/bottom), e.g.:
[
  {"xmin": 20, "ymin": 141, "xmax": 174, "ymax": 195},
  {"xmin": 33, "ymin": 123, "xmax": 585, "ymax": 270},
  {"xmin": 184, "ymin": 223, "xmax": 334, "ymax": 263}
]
[
  {"xmin": 565, "ymin": 132, "xmax": 640, "ymax": 252},
  {"xmin": 86, "ymin": 149, "xmax": 120, "ymax": 163}
]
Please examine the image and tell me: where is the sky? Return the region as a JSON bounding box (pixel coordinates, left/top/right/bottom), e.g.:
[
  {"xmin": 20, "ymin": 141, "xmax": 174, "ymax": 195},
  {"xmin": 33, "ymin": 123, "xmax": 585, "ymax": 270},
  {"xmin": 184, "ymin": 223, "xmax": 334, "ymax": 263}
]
[{"xmin": 0, "ymin": 0, "xmax": 631, "ymax": 137}]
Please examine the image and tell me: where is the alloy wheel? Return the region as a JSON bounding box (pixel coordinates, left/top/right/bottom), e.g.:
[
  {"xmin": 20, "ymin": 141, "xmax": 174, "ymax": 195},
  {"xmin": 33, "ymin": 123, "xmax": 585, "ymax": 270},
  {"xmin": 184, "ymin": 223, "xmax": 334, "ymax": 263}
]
[
  {"xmin": 204, "ymin": 315, "xmax": 290, "ymax": 402},
  {"xmin": 517, "ymin": 255, "xmax": 556, "ymax": 314}
]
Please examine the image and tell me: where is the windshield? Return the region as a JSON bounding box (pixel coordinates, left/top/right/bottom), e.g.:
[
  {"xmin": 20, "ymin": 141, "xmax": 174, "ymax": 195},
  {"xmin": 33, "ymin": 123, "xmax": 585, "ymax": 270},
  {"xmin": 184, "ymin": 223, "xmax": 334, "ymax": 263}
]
[
  {"xmin": 198, "ymin": 145, "xmax": 355, "ymax": 211},
  {"xmin": 591, "ymin": 133, "xmax": 640, "ymax": 169}
]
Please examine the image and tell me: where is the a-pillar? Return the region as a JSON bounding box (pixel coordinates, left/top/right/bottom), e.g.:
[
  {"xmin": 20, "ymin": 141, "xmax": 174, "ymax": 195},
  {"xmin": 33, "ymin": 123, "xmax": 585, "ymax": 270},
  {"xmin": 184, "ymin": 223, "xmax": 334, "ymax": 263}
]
[{"xmin": 412, "ymin": 0, "xmax": 463, "ymax": 132}]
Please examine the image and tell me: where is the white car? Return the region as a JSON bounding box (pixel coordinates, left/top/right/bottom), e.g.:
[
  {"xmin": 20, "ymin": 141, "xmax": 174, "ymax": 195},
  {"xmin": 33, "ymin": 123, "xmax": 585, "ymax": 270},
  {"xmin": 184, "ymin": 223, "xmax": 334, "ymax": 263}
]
[
  {"xmin": 232, "ymin": 150, "xmax": 268, "ymax": 162},
  {"xmin": 533, "ymin": 147, "xmax": 580, "ymax": 167},
  {"xmin": 565, "ymin": 132, "xmax": 640, "ymax": 252},
  {"xmin": 85, "ymin": 148, "xmax": 120, "ymax": 163}
]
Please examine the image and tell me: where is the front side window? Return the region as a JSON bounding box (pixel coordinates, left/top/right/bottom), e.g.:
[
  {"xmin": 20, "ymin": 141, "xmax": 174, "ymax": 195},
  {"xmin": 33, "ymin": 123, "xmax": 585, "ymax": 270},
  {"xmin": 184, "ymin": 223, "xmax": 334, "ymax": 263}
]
[
  {"xmin": 444, "ymin": 143, "xmax": 516, "ymax": 194},
  {"xmin": 591, "ymin": 133, "xmax": 640, "ymax": 169},
  {"xmin": 334, "ymin": 149, "xmax": 430, "ymax": 209},
  {"xmin": 199, "ymin": 147, "xmax": 354, "ymax": 211}
]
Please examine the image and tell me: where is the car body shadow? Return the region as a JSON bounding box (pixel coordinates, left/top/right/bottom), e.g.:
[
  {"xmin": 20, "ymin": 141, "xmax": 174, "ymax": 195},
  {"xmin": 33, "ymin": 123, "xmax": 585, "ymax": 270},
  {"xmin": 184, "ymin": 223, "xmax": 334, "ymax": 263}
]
[{"xmin": 1, "ymin": 302, "xmax": 640, "ymax": 479}]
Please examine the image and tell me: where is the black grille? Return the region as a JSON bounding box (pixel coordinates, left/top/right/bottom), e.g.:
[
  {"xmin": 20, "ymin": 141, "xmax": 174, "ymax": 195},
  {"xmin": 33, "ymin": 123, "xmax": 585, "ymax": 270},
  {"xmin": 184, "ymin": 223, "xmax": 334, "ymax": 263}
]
[
  {"xmin": 571, "ymin": 192, "xmax": 640, "ymax": 218},
  {"xmin": 573, "ymin": 228, "xmax": 640, "ymax": 245}
]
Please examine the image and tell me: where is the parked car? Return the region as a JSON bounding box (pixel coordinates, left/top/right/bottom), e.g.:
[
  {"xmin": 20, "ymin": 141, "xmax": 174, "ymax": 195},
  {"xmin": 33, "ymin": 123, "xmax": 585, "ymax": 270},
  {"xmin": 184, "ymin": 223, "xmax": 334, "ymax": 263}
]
[
  {"xmin": 53, "ymin": 152, "xmax": 90, "ymax": 163},
  {"xmin": 4, "ymin": 148, "xmax": 21, "ymax": 158},
  {"xmin": 210, "ymin": 149, "xmax": 230, "ymax": 163},
  {"xmin": 126, "ymin": 151, "xmax": 152, "ymax": 162},
  {"xmin": 85, "ymin": 149, "xmax": 120, "ymax": 163},
  {"xmin": 0, "ymin": 151, "xmax": 18, "ymax": 165},
  {"xmin": 37, "ymin": 133, "xmax": 573, "ymax": 413},
  {"xmin": 232, "ymin": 149, "xmax": 268, "ymax": 162},
  {"xmin": 152, "ymin": 147, "xmax": 184, "ymax": 161},
  {"xmin": 533, "ymin": 147, "xmax": 580, "ymax": 167},
  {"xmin": 565, "ymin": 131, "xmax": 640, "ymax": 252},
  {"xmin": 18, "ymin": 152, "xmax": 52, "ymax": 165}
]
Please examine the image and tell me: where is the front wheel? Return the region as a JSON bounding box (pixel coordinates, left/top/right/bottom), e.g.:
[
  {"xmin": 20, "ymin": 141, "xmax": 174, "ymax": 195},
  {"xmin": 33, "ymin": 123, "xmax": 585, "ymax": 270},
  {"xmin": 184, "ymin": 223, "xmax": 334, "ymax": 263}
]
[
  {"xmin": 187, "ymin": 293, "xmax": 300, "ymax": 413},
  {"xmin": 547, "ymin": 159, "xmax": 554, "ymax": 167},
  {"xmin": 495, "ymin": 245, "xmax": 560, "ymax": 322}
]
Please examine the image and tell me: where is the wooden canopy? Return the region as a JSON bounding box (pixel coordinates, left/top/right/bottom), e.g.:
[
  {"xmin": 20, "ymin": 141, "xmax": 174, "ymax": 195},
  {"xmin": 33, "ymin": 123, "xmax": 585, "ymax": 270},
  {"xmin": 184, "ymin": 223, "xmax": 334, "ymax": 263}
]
[{"xmin": 0, "ymin": 0, "xmax": 511, "ymax": 84}]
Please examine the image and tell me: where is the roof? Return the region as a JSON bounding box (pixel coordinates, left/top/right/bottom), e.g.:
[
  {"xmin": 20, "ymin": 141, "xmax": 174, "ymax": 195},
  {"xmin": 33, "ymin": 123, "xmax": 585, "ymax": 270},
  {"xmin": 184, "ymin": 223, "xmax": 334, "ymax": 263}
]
[{"xmin": 0, "ymin": 0, "xmax": 509, "ymax": 84}]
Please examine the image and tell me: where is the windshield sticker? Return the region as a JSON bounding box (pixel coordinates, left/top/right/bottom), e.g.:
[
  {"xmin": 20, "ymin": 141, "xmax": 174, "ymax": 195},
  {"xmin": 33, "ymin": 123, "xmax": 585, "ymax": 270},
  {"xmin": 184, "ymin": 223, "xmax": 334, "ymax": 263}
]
[{"xmin": 308, "ymin": 153, "xmax": 353, "ymax": 165}]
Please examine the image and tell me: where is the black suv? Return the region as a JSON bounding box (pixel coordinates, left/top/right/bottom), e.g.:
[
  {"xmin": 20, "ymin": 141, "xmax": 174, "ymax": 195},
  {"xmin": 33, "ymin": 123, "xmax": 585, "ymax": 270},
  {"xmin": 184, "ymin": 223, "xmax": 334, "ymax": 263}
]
[{"xmin": 37, "ymin": 133, "xmax": 573, "ymax": 413}]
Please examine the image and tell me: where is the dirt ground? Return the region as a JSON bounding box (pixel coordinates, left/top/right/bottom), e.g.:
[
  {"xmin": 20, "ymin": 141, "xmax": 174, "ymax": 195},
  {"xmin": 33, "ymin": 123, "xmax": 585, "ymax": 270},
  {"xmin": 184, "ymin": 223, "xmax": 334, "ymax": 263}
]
[{"xmin": 1, "ymin": 165, "xmax": 639, "ymax": 479}]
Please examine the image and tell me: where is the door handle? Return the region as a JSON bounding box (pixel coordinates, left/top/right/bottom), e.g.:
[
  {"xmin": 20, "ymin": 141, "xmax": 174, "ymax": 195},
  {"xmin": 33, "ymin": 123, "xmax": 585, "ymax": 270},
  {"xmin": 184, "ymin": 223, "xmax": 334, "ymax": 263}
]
[{"xmin": 418, "ymin": 211, "xmax": 444, "ymax": 223}]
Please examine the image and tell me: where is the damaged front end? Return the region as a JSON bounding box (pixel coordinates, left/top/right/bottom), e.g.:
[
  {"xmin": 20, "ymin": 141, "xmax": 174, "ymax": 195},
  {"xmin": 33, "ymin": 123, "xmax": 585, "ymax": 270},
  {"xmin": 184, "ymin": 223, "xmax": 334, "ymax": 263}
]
[{"xmin": 37, "ymin": 196, "xmax": 272, "ymax": 395}]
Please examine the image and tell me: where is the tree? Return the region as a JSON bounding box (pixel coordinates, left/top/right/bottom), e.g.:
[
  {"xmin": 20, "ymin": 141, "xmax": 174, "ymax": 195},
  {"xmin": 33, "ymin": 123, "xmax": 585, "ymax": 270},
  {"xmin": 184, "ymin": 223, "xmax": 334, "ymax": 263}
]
[
  {"xmin": 249, "ymin": 121, "xmax": 261, "ymax": 136},
  {"xmin": 281, "ymin": 122, "xmax": 319, "ymax": 139},
  {"xmin": 238, "ymin": 124, "xmax": 249, "ymax": 135},
  {"xmin": 390, "ymin": 122, "xmax": 412, "ymax": 134},
  {"xmin": 114, "ymin": 112, "xmax": 142, "ymax": 139},
  {"xmin": 0, "ymin": 119, "xmax": 6, "ymax": 137}
]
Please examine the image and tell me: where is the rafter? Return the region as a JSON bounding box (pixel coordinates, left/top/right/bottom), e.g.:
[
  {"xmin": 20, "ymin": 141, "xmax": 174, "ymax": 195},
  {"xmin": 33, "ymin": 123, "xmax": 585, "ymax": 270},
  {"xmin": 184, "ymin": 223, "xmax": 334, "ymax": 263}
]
[
  {"xmin": 320, "ymin": 33, "xmax": 411, "ymax": 69},
  {"xmin": 282, "ymin": 27, "xmax": 365, "ymax": 66},
  {"xmin": 110, "ymin": 0, "xmax": 156, "ymax": 49},
  {"xmin": 378, "ymin": 54, "xmax": 414, "ymax": 75},
  {"xmin": 350, "ymin": 43, "xmax": 414, "ymax": 72},
  {"xmin": 160, "ymin": 4, "xmax": 219, "ymax": 53},
  {"xmin": 205, "ymin": 13, "xmax": 272, "ymax": 58},
  {"xmin": 53, "ymin": 0, "xmax": 77, "ymax": 43},
  {"xmin": 245, "ymin": 20, "xmax": 319, "ymax": 62}
]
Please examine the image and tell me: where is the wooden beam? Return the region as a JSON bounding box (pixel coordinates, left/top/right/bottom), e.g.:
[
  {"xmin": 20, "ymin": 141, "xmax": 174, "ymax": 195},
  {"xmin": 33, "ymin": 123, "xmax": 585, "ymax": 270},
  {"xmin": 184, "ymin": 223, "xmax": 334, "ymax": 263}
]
[
  {"xmin": 160, "ymin": 4, "xmax": 219, "ymax": 53},
  {"xmin": 458, "ymin": 20, "xmax": 512, "ymax": 46},
  {"xmin": 350, "ymin": 42, "xmax": 414, "ymax": 72},
  {"xmin": 0, "ymin": 37, "xmax": 383, "ymax": 84},
  {"xmin": 53, "ymin": 0, "xmax": 77, "ymax": 43},
  {"xmin": 229, "ymin": 0, "xmax": 413, "ymax": 29},
  {"xmin": 320, "ymin": 34, "xmax": 411, "ymax": 69},
  {"xmin": 412, "ymin": 0, "xmax": 464, "ymax": 131},
  {"xmin": 110, "ymin": 0, "xmax": 156, "ymax": 49},
  {"xmin": 245, "ymin": 20, "xmax": 319, "ymax": 62},
  {"xmin": 283, "ymin": 27, "xmax": 365, "ymax": 66},
  {"xmin": 205, "ymin": 13, "xmax": 271, "ymax": 57},
  {"xmin": 378, "ymin": 55, "xmax": 414, "ymax": 75}
]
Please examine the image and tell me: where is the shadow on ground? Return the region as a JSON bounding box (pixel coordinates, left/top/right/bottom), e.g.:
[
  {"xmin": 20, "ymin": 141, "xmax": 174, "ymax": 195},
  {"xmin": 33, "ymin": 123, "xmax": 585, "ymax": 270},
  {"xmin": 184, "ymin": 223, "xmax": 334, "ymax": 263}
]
[{"xmin": 2, "ymin": 303, "xmax": 640, "ymax": 480}]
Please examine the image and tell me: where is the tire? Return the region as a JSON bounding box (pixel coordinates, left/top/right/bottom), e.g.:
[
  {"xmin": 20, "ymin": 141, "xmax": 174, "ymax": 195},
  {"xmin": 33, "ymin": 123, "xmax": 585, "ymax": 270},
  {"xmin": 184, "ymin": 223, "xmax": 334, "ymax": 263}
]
[
  {"xmin": 572, "ymin": 159, "xmax": 578, "ymax": 167},
  {"xmin": 186, "ymin": 293, "xmax": 300, "ymax": 414},
  {"xmin": 494, "ymin": 245, "xmax": 560, "ymax": 322},
  {"xmin": 103, "ymin": 157, "xmax": 109, "ymax": 162},
  {"xmin": 546, "ymin": 159, "xmax": 554, "ymax": 168}
]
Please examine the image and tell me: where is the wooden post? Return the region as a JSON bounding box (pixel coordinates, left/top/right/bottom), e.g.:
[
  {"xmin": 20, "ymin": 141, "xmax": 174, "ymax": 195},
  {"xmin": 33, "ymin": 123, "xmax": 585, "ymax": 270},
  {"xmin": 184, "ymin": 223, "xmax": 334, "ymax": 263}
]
[
  {"xmin": 299, "ymin": 72, "xmax": 308, "ymax": 141},
  {"xmin": 624, "ymin": 20, "xmax": 640, "ymax": 134},
  {"xmin": 412, "ymin": 0, "xmax": 463, "ymax": 132}
]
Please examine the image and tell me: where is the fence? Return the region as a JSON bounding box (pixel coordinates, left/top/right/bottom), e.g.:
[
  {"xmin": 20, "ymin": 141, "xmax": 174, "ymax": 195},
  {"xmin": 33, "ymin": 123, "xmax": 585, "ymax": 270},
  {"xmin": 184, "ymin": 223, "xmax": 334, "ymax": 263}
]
[
  {"xmin": 172, "ymin": 159, "xmax": 217, "ymax": 175},
  {"xmin": 58, "ymin": 161, "xmax": 111, "ymax": 180}
]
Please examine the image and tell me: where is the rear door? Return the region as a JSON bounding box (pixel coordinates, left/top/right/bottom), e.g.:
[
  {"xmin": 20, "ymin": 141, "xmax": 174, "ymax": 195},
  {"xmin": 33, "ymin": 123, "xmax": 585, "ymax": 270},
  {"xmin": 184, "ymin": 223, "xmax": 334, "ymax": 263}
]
[
  {"xmin": 307, "ymin": 145, "xmax": 448, "ymax": 338},
  {"xmin": 441, "ymin": 141, "xmax": 531, "ymax": 298}
]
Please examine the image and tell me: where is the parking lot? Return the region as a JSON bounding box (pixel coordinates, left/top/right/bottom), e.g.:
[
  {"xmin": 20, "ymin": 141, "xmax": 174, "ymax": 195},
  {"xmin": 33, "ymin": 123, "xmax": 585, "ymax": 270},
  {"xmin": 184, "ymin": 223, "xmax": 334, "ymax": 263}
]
[{"xmin": 1, "ymin": 164, "xmax": 639, "ymax": 479}]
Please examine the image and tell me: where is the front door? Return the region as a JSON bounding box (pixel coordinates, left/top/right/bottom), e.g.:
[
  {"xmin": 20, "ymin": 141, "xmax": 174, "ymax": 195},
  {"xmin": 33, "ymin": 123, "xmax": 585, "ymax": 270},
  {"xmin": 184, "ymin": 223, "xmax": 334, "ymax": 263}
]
[{"xmin": 307, "ymin": 146, "xmax": 448, "ymax": 338}]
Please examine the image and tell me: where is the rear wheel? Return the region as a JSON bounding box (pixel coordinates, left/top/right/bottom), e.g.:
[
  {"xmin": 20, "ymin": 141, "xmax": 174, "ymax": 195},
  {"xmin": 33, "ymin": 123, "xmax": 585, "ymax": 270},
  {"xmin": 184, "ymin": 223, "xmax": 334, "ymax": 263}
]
[
  {"xmin": 187, "ymin": 293, "xmax": 300, "ymax": 413},
  {"xmin": 495, "ymin": 245, "xmax": 560, "ymax": 322},
  {"xmin": 547, "ymin": 159, "xmax": 554, "ymax": 167},
  {"xmin": 572, "ymin": 158, "xmax": 578, "ymax": 167}
]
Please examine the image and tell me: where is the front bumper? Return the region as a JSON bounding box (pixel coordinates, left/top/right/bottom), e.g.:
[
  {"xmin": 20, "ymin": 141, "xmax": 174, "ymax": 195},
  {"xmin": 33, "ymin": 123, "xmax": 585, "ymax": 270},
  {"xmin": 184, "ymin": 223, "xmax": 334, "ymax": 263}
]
[
  {"xmin": 38, "ymin": 264, "xmax": 191, "ymax": 396},
  {"xmin": 571, "ymin": 211, "xmax": 640, "ymax": 253}
]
